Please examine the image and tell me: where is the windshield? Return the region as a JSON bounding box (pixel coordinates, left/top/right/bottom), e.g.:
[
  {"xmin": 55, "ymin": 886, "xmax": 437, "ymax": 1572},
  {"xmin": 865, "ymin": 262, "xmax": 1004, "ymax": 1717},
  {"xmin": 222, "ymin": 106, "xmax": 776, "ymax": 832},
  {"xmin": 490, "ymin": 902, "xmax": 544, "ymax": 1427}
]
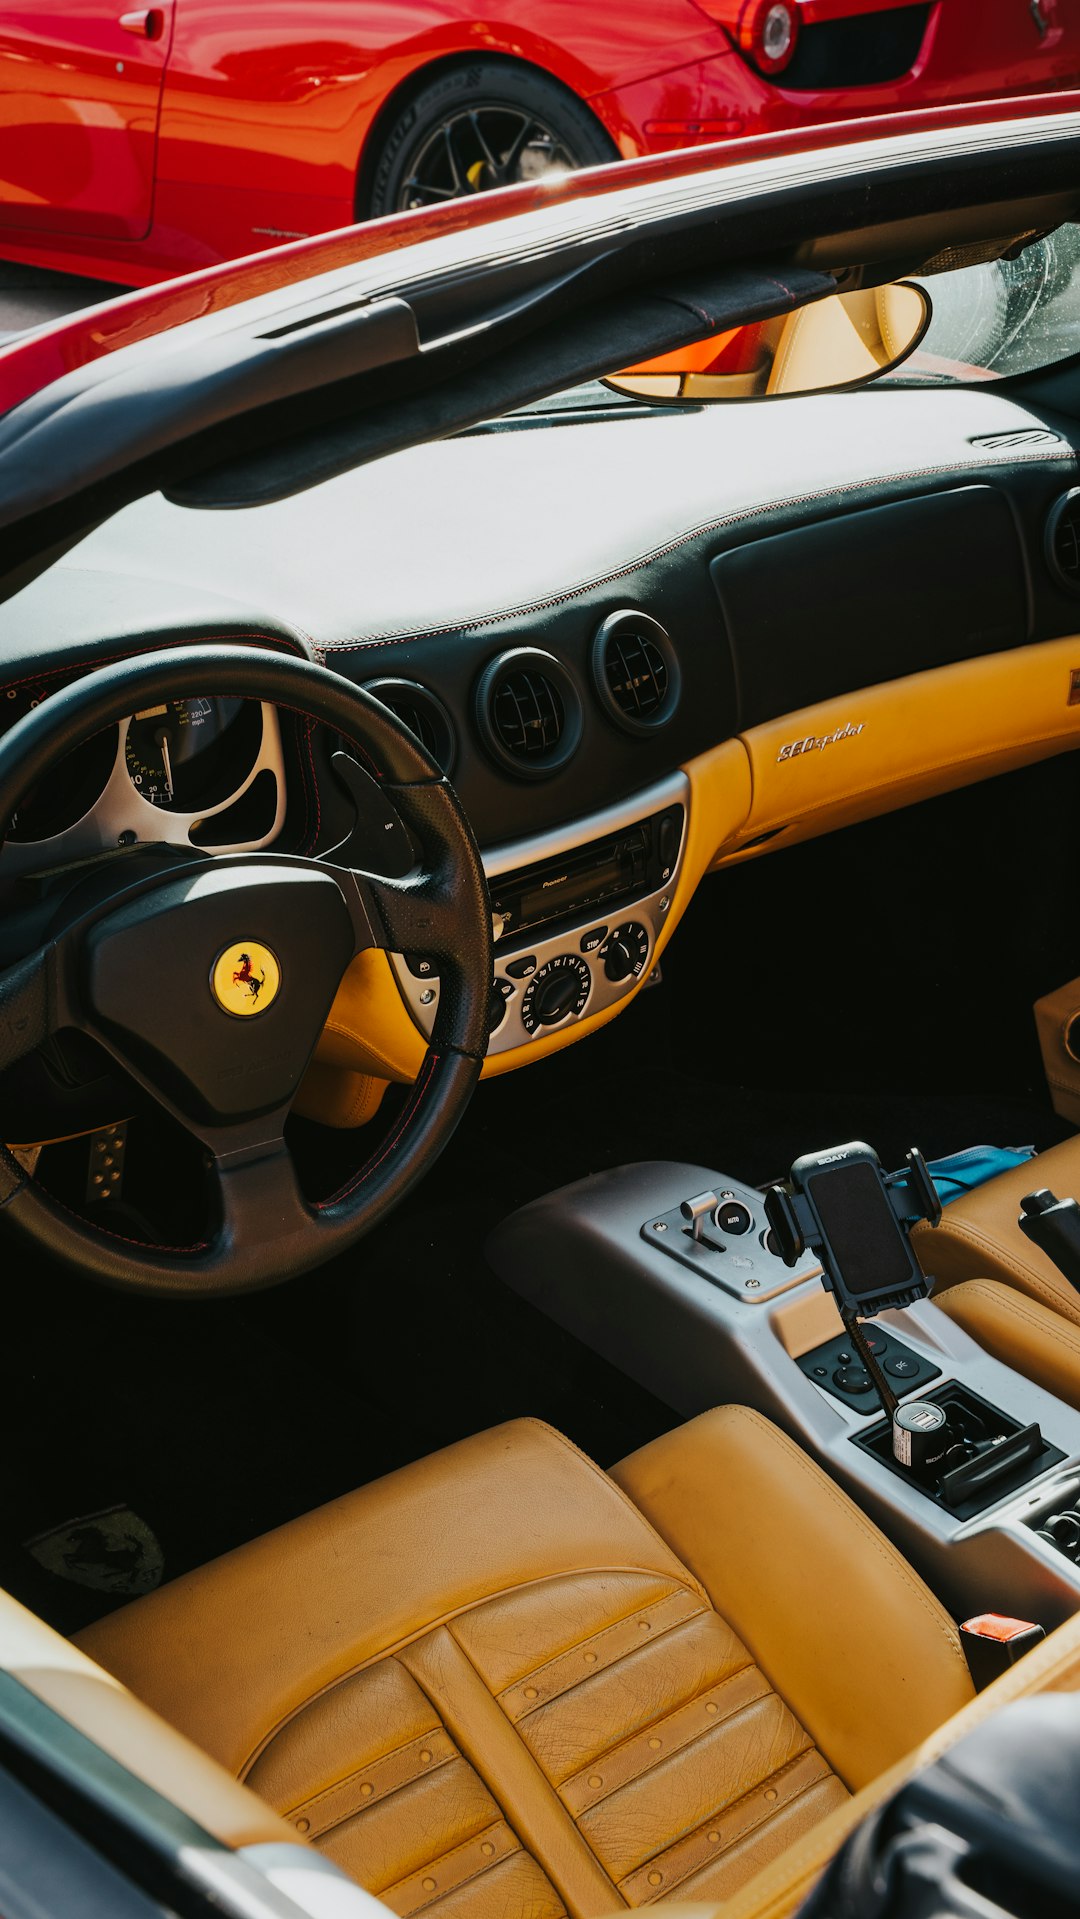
[
  {"xmin": 509, "ymin": 224, "xmax": 1080, "ymax": 421},
  {"xmin": 892, "ymin": 223, "xmax": 1080, "ymax": 385}
]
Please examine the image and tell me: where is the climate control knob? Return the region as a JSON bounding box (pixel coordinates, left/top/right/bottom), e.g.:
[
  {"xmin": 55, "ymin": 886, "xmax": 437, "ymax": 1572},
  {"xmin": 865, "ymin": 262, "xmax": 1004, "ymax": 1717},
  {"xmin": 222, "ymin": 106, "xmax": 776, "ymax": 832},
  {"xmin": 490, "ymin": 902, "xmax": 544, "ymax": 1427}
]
[
  {"xmin": 521, "ymin": 955, "xmax": 591, "ymax": 1033},
  {"xmin": 601, "ymin": 921, "xmax": 649, "ymax": 984}
]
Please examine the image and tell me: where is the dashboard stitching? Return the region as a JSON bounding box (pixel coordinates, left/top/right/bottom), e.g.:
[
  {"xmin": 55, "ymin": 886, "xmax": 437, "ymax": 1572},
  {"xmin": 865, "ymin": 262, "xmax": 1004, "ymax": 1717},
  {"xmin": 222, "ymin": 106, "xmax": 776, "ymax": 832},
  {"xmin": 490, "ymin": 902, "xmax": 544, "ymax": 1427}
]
[
  {"xmin": 316, "ymin": 450, "xmax": 1079, "ymax": 653},
  {"xmin": 0, "ymin": 632, "xmax": 307, "ymax": 699}
]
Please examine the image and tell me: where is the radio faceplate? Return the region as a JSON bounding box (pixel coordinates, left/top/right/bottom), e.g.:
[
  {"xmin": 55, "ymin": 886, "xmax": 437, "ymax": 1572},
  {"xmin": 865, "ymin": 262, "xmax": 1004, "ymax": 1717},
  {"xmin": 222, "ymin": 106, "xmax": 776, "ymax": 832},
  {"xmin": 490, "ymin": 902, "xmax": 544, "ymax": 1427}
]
[{"xmin": 390, "ymin": 773, "xmax": 689, "ymax": 1056}]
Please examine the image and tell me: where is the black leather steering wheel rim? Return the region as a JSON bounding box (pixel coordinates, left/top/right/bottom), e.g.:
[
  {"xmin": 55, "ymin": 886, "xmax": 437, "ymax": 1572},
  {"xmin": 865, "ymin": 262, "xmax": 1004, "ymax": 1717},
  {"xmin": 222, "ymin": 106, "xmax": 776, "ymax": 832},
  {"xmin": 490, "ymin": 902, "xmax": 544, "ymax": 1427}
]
[{"xmin": 0, "ymin": 644, "xmax": 492, "ymax": 1296}]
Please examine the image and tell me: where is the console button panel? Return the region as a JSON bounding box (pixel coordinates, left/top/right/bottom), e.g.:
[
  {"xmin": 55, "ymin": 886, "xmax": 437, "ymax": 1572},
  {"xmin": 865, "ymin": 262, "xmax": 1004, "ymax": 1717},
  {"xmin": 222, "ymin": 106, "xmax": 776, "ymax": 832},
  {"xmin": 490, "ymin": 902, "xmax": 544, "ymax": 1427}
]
[
  {"xmin": 797, "ymin": 1329, "xmax": 940, "ymax": 1413},
  {"xmin": 642, "ymin": 1174, "xmax": 822, "ymax": 1302},
  {"xmin": 391, "ymin": 772, "xmax": 688, "ymax": 1056}
]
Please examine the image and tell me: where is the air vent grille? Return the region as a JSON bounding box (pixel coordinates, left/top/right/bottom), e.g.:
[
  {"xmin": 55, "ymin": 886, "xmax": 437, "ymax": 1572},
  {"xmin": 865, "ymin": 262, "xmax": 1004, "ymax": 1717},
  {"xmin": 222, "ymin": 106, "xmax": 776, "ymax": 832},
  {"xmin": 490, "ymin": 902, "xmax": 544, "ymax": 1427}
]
[
  {"xmin": 592, "ymin": 611, "xmax": 680, "ymax": 734},
  {"xmin": 363, "ymin": 679, "xmax": 455, "ymax": 773},
  {"xmin": 604, "ymin": 627, "xmax": 669, "ymax": 721},
  {"xmin": 475, "ymin": 649, "xmax": 582, "ymax": 779},
  {"xmin": 1047, "ymin": 491, "xmax": 1080, "ymax": 595},
  {"xmin": 492, "ymin": 670, "xmax": 564, "ymax": 761}
]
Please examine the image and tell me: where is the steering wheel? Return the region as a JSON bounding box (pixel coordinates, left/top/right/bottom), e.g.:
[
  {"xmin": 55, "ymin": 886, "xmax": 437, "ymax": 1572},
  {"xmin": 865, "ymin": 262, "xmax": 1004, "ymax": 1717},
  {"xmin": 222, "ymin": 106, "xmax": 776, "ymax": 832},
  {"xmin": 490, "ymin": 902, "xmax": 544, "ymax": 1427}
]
[{"xmin": 0, "ymin": 645, "xmax": 492, "ymax": 1296}]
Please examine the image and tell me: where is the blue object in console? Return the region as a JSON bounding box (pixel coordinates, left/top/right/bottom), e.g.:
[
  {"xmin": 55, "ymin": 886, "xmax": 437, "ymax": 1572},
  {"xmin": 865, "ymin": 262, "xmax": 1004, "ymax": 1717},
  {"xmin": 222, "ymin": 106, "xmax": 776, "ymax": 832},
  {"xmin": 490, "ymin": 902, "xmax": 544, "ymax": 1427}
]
[{"xmin": 925, "ymin": 1144, "xmax": 1036, "ymax": 1205}]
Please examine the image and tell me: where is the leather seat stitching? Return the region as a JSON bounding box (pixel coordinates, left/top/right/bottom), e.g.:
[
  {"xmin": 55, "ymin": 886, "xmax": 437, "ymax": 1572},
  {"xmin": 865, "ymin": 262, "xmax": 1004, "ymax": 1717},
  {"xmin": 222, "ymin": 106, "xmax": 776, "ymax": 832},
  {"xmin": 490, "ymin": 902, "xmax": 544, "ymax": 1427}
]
[
  {"xmin": 618, "ymin": 1747, "xmax": 821, "ymax": 1892},
  {"xmin": 283, "ymin": 1732, "xmax": 454, "ymax": 1821},
  {"xmin": 381, "ymin": 1816, "xmax": 519, "ymax": 1911},
  {"xmin": 515, "ymin": 1418, "xmax": 710, "ymax": 1603},
  {"xmin": 566, "ymin": 1666, "xmax": 764, "ymax": 1812},
  {"xmin": 716, "ymin": 1409, "xmax": 969, "ymax": 1682},
  {"xmin": 504, "ymin": 1591, "xmax": 706, "ymax": 1705},
  {"xmin": 651, "ymin": 1764, "xmax": 836, "ymax": 1902},
  {"xmin": 237, "ymin": 1566, "xmax": 703, "ymax": 1779},
  {"xmin": 712, "ymin": 1633, "xmax": 1080, "ymax": 1918},
  {"xmin": 932, "ymin": 1216, "xmax": 1080, "ymax": 1322},
  {"xmin": 943, "ymin": 1278, "xmax": 1080, "ymax": 1356}
]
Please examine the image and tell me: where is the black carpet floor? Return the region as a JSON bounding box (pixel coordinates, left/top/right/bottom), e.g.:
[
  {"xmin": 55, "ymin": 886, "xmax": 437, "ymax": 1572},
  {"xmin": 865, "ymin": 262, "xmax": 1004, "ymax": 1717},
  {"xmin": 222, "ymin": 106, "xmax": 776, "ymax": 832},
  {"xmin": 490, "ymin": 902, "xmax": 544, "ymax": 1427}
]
[{"xmin": 3, "ymin": 752, "xmax": 1077, "ymax": 1632}]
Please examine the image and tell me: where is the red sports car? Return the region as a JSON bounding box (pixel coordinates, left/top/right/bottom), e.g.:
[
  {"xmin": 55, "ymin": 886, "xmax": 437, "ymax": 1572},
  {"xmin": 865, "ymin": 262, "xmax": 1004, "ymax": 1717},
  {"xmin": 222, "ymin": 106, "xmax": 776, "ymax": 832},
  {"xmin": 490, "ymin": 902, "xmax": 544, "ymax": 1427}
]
[{"xmin": 1, "ymin": 0, "xmax": 1079, "ymax": 286}]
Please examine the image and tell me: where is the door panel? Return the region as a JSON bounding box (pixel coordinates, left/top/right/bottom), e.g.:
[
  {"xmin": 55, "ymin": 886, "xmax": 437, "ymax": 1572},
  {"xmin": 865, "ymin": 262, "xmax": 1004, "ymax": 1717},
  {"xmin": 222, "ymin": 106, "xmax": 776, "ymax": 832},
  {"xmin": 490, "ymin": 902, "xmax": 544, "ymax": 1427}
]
[{"xmin": 0, "ymin": 1, "xmax": 174, "ymax": 239}]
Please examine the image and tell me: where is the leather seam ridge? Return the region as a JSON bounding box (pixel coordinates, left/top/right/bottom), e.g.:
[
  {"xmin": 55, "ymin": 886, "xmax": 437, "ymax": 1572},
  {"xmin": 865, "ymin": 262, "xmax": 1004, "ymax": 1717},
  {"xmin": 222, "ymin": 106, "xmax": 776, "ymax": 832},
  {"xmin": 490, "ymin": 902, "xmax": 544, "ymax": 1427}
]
[
  {"xmin": 317, "ymin": 450, "xmax": 1078, "ymax": 654},
  {"xmin": 283, "ymin": 1732, "xmax": 453, "ymax": 1821},
  {"xmin": 379, "ymin": 1816, "xmax": 517, "ymax": 1912},
  {"xmin": 714, "ymin": 1409, "xmax": 971, "ymax": 1685},
  {"xmin": 564, "ymin": 1666, "xmax": 766, "ymax": 1812},
  {"xmin": 933, "ymin": 1216, "xmax": 1080, "ymax": 1321},
  {"xmin": 236, "ymin": 1564, "xmax": 695, "ymax": 1781},
  {"xmin": 617, "ymin": 1744, "xmax": 821, "ymax": 1891},
  {"xmin": 516, "ymin": 1418, "xmax": 711, "ymax": 1604},
  {"xmin": 649, "ymin": 1761, "xmax": 837, "ymax": 1902},
  {"xmin": 504, "ymin": 1592, "xmax": 706, "ymax": 1710},
  {"xmin": 945, "ymin": 1278, "xmax": 1080, "ymax": 1353}
]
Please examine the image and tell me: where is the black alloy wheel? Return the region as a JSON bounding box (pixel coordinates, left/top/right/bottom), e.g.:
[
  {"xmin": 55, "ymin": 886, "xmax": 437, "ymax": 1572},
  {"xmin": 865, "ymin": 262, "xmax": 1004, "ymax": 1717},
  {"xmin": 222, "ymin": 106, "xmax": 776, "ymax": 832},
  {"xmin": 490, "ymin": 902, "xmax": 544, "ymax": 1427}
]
[{"xmin": 365, "ymin": 60, "xmax": 617, "ymax": 217}]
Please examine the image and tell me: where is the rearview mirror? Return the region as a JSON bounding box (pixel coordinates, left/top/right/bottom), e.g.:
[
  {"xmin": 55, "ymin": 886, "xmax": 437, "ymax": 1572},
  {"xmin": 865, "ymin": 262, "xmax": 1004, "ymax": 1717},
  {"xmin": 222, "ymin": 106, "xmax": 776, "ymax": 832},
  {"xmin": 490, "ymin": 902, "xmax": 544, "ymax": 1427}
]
[{"xmin": 605, "ymin": 282, "xmax": 930, "ymax": 402}]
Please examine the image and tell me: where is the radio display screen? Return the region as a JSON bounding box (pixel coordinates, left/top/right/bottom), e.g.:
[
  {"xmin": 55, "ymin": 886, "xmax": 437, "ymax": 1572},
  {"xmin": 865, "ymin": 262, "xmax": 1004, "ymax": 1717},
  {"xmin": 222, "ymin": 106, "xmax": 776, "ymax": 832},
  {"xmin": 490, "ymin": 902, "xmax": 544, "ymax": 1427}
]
[{"xmin": 515, "ymin": 852, "xmax": 623, "ymax": 928}]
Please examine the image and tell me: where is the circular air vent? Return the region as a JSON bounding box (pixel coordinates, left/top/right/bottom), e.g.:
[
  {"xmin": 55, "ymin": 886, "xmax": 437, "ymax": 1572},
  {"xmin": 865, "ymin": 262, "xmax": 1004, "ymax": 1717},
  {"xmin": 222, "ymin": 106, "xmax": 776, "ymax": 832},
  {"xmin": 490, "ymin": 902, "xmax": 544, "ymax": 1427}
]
[
  {"xmin": 474, "ymin": 648, "xmax": 583, "ymax": 779},
  {"xmin": 592, "ymin": 610, "xmax": 680, "ymax": 734},
  {"xmin": 362, "ymin": 678, "xmax": 456, "ymax": 774},
  {"xmin": 1046, "ymin": 489, "xmax": 1080, "ymax": 595}
]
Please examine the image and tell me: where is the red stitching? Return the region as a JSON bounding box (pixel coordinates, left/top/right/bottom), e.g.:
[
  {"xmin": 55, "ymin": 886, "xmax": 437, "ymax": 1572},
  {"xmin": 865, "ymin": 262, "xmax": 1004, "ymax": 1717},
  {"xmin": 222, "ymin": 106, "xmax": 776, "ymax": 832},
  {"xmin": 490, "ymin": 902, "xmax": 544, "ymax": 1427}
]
[
  {"xmin": 318, "ymin": 447, "xmax": 1079, "ymax": 655},
  {"xmin": 300, "ymin": 718, "xmax": 322, "ymax": 851},
  {"xmin": 0, "ymin": 1149, "xmax": 210, "ymax": 1255},
  {"xmin": 0, "ymin": 631, "xmax": 306, "ymax": 695},
  {"xmin": 313, "ymin": 1050, "xmax": 441, "ymax": 1210}
]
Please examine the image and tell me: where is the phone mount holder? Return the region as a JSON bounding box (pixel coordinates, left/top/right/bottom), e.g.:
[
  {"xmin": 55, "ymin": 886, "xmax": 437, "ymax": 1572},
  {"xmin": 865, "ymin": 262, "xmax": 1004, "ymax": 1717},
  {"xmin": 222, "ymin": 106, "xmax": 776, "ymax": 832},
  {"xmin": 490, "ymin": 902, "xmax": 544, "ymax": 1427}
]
[{"xmin": 765, "ymin": 1141, "xmax": 942, "ymax": 1440}]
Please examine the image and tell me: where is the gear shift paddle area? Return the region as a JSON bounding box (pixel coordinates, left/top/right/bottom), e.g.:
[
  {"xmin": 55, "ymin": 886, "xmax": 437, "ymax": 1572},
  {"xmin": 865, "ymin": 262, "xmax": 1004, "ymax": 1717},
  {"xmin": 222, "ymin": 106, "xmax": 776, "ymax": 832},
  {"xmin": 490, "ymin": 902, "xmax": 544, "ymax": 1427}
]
[{"xmin": 767, "ymin": 1143, "xmax": 1059, "ymax": 1509}]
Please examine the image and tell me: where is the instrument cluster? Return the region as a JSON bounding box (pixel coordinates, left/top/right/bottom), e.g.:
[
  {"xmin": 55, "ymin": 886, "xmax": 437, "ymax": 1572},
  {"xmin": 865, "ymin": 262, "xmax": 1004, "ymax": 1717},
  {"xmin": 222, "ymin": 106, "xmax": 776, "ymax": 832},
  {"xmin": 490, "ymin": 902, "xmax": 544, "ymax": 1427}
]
[{"xmin": 1, "ymin": 691, "xmax": 286, "ymax": 869}]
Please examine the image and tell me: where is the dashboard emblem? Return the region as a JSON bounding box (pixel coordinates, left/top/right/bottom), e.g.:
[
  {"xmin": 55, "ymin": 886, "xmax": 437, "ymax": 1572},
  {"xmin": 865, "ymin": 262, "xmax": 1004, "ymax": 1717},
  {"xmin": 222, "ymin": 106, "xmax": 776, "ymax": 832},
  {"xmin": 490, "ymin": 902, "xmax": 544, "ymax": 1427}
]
[{"xmin": 211, "ymin": 941, "xmax": 281, "ymax": 1018}]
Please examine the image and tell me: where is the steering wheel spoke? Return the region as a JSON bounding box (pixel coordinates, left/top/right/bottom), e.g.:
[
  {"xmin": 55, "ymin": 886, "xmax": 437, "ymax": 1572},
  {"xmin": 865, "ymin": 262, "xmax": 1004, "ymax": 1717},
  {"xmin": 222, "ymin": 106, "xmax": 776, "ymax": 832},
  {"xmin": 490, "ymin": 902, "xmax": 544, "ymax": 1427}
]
[
  {"xmin": 0, "ymin": 645, "xmax": 492, "ymax": 1294},
  {"xmin": 208, "ymin": 1131, "xmax": 313, "ymax": 1265},
  {"xmin": 0, "ymin": 941, "xmax": 64, "ymax": 1073}
]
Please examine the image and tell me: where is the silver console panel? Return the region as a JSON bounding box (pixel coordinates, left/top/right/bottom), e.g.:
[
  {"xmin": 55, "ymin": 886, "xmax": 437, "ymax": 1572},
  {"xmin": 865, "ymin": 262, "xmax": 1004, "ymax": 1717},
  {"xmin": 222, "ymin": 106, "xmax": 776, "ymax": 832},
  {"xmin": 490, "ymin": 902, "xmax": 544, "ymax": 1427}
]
[
  {"xmin": 642, "ymin": 1176, "xmax": 822, "ymax": 1302},
  {"xmin": 488, "ymin": 1159, "xmax": 1080, "ymax": 1628},
  {"xmin": 391, "ymin": 772, "xmax": 690, "ymax": 1056}
]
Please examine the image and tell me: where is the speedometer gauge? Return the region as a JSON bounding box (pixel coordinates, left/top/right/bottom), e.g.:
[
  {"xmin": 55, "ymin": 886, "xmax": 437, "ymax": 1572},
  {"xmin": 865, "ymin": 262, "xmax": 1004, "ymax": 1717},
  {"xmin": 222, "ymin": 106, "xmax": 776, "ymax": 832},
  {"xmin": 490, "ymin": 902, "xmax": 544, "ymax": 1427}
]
[{"xmin": 124, "ymin": 697, "xmax": 259, "ymax": 811}]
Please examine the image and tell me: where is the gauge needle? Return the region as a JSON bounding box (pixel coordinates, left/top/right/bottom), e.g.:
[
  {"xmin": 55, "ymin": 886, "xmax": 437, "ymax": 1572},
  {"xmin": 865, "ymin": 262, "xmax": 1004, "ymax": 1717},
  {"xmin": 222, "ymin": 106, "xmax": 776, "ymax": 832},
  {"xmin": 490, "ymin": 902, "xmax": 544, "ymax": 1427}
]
[{"xmin": 156, "ymin": 730, "xmax": 174, "ymax": 802}]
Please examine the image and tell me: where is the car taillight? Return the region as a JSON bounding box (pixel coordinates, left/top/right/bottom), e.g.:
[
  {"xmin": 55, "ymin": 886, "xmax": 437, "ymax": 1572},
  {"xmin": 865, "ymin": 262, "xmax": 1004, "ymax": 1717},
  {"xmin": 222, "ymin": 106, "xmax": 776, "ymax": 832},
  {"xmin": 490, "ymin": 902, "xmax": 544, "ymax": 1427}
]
[{"xmin": 736, "ymin": 0, "xmax": 799, "ymax": 75}]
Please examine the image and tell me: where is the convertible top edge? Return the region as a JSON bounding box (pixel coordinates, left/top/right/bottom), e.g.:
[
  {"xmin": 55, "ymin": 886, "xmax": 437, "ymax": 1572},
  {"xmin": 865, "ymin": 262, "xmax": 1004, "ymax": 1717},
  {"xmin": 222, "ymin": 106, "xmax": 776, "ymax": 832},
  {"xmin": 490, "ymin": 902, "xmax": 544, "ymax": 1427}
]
[{"xmin": 0, "ymin": 105, "xmax": 1080, "ymax": 600}]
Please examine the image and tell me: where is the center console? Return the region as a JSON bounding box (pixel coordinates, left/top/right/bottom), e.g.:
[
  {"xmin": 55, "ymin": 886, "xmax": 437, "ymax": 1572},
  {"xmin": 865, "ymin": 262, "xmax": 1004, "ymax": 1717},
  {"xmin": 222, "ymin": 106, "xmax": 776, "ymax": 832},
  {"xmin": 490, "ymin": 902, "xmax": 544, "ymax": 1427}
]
[
  {"xmin": 487, "ymin": 1157, "xmax": 1080, "ymax": 1630},
  {"xmin": 391, "ymin": 773, "xmax": 688, "ymax": 1055}
]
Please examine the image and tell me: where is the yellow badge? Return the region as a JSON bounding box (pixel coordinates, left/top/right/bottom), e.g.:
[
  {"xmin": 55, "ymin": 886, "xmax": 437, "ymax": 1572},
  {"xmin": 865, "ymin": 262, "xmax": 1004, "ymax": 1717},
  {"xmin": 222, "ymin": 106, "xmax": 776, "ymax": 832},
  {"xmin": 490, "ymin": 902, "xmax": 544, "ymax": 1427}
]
[{"xmin": 211, "ymin": 942, "xmax": 281, "ymax": 1018}]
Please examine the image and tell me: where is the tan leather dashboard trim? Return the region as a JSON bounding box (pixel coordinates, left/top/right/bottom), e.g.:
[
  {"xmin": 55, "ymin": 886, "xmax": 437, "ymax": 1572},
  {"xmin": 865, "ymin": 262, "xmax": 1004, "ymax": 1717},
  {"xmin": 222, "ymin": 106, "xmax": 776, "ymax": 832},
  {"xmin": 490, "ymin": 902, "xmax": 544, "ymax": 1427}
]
[
  {"xmin": 722, "ymin": 632, "xmax": 1080, "ymax": 860},
  {"xmin": 301, "ymin": 633, "xmax": 1080, "ymax": 1117}
]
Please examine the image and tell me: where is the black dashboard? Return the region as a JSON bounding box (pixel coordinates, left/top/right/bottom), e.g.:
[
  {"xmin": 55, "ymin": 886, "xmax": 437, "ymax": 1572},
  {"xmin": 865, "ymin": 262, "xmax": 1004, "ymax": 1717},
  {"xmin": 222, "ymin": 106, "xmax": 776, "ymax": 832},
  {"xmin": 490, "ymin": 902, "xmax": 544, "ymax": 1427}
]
[{"xmin": 2, "ymin": 381, "xmax": 1079, "ymax": 860}]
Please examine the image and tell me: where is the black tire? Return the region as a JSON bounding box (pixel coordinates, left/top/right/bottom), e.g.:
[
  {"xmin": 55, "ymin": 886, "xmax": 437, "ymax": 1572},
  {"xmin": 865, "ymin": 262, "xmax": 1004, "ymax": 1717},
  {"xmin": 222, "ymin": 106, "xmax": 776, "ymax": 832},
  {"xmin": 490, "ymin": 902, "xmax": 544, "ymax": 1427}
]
[{"xmin": 364, "ymin": 59, "xmax": 618, "ymax": 218}]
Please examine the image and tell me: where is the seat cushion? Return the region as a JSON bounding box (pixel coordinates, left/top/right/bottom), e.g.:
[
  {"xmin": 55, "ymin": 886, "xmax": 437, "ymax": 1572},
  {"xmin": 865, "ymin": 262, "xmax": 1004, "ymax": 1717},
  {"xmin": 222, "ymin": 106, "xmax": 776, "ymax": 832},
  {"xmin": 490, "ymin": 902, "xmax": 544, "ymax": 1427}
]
[
  {"xmin": 912, "ymin": 1133, "xmax": 1080, "ymax": 1328},
  {"xmin": 77, "ymin": 1414, "xmax": 969, "ymax": 1918}
]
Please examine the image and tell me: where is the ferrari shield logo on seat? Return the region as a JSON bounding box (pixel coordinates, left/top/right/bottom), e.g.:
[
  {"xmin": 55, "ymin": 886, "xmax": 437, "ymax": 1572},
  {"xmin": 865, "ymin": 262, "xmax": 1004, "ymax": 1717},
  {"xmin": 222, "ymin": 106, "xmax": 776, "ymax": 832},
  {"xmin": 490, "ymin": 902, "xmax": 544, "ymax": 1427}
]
[
  {"xmin": 25, "ymin": 1506, "xmax": 164, "ymax": 1597},
  {"xmin": 211, "ymin": 941, "xmax": 281, "ymax": 1017}
]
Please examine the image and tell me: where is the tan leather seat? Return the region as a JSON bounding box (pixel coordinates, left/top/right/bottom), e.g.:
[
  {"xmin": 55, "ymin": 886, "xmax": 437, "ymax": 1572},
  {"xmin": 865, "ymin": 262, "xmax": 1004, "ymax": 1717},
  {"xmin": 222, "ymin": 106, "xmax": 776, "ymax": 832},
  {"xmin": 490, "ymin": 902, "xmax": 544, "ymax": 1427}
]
[
  {"xmin": 75, "ymin": 1408, "xmax": 973, "ymax": 1918},
  {"xmin": 913, "ymin": 1134, "xmax": 1080, "ymax": 1407}
]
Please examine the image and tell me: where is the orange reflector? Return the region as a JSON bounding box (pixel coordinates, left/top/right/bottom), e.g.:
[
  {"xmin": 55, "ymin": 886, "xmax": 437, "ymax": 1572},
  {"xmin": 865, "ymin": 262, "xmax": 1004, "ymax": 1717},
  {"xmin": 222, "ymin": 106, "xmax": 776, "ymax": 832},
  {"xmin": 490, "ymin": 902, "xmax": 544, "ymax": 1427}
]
[{"xmin": 962, "ymin": 1613, "xmax": 1041, "ymax": 1642}]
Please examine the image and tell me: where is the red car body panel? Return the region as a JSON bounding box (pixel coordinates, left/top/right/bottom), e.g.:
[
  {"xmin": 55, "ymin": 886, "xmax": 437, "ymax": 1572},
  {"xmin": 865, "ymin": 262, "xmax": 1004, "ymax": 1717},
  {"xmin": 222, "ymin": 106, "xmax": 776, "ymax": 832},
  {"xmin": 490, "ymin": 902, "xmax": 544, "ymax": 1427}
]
[
  {"xmin": 5, "ymin": 87, "xmax": 1080, "ymax": 419},
  {"xmin": 0, "ymin": 0, "xmax": 1077, "ymax": 286}
]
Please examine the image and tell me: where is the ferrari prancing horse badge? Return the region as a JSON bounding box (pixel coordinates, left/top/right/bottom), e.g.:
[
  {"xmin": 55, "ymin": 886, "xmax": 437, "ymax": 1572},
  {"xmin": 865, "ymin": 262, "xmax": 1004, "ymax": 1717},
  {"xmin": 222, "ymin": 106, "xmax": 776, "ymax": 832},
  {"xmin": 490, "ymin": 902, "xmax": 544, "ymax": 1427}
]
[{"xmin": 211, "ymin": 941, "xmax": 281, "ymax": 1017}]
